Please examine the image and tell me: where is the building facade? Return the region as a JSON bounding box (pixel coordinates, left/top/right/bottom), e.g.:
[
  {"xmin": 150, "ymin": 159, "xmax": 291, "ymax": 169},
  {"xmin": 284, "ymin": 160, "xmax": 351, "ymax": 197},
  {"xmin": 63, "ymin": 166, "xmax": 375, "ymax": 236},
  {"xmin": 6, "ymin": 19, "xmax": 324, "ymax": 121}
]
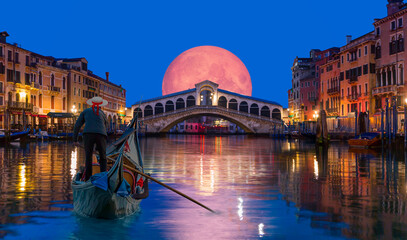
[{"xmin": 0, "ymin": 31, "xmax": 126, "ymax": 132}]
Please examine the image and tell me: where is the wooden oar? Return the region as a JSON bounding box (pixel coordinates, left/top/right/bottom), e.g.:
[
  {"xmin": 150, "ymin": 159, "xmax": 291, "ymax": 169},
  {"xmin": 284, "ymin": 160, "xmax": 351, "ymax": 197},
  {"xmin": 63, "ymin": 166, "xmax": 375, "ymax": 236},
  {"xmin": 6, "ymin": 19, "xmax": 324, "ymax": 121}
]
[{"xmin": 76, "ymin": 144, "xmax": 215, "ymax": 213}]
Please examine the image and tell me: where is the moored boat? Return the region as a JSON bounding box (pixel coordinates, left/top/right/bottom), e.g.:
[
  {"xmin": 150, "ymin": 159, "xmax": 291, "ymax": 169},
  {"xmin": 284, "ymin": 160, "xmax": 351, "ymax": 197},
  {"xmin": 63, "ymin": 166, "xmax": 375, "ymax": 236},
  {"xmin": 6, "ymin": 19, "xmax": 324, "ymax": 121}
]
[
  {"xmin": 348, "ymin": 132, "xmax": 381, "ymax": 148},
  {"xmin": 0, "ymin": 130, "xmax": 30, "ymax": 143},
  {"xmin": 71, "ymin": 117, "xmax": 148, "ymax": 219}
]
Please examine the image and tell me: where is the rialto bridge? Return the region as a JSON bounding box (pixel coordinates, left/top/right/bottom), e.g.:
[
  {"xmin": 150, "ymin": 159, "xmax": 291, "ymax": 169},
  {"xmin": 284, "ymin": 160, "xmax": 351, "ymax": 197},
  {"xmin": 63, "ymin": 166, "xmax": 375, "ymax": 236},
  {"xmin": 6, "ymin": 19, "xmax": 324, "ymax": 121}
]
[{"xmin": 130, "ymin": 80, "xmax": 283, "ymax": 134}]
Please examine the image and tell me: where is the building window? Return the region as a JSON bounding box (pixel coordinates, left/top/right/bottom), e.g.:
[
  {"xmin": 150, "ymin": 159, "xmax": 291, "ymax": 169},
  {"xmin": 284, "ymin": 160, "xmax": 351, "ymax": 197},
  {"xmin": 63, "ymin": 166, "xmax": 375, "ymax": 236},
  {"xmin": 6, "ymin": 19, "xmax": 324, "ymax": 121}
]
[
  {"xmin": 63, "ymin": 77, "xmax": 66, "ymax": 89},
  {"xmin": 78, "ymin": 76, "xmax": 81, "ymax": 83},
  {"xmin": 78, "ymin": 88, "xmax": 80, "ymax": 97},
  {"xmin": 51, "ymin": 74, "xmax": 55, "ymax": 86},
  {"xmin": 391, "ymin": 21, "xmax": 396, "ymax": 30},
  {"xmin": 51, "ymin": 96, "xmax": 54, "ymax": 109},
  {"xmin": 376, "ymin": 27, "xmax": 380, "ymax": 36},
  {"xmin": 7, "ymin": 50, "xmax": 12, "ymax": 61},
  {"xmin": 365, "ymin": 101, "xmax": 368, "ymax": 112},
  {"xmin": 63, "ymin": 97, "xmax": 66, "ymax": 110},
  {"xmin": 358, "ymin": 49, "xmax": 361, "ymax": 57},
  {"xmin": 39, "ymin": 72, "xmax": 42, "ymax": 85},
  {"xmin": 364, "ymin": 46, "xmax": 368, "ymax": 55},
  {"xmin": 341, "ymin": 56, "xmax": 344, "ymax": 64},
  {"xmin": 39, "ymin": 94, "xmax": 42, "ymax": 108},
  {"xmin": 15, "ymin": 52, "xmax": 19, "ymax": 63},
  {"xmin": 25, "ymin": 56, "xmax": 29, "ymax": 66}
]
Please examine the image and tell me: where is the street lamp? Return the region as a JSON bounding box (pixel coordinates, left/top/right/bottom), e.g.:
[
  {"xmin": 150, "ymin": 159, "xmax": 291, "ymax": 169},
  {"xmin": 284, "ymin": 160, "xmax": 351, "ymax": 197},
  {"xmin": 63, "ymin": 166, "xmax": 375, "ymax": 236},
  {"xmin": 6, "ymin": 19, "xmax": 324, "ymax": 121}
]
[{"xmin": 71, "ymin": 105, "xmax": 77, "ymax": 114}]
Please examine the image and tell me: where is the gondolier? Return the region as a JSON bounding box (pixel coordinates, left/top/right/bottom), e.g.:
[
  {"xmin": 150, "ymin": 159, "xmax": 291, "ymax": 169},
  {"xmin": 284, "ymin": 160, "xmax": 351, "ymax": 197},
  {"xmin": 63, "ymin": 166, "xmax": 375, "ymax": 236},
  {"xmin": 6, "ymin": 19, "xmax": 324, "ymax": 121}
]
[{"xmin": 73, "ymin": 96, "xmax": 108, "ymax": 181}]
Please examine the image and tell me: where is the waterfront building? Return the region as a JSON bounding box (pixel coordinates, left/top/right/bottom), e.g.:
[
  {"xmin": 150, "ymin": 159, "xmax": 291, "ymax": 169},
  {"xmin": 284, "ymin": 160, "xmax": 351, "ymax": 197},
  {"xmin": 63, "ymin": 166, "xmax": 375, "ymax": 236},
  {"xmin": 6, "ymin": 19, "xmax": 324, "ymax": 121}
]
[
  {"xmin": 291, "ymin": 52, "xmax": 316, "ymax": 122},
  {"xmin": 291, "ymin": 48, "xmax": 339, "ymax": 122},
  {"xmin": 338, "ymin": 33, "xmax": 376, "ymax": 117},
  {"xmin": 319, "ymin": 54, "xmax": 341, "ymax": 117},
  {"xmin": 0, "ymin": 31, "xmax": 126, "ymax": 131},
  {"xmin": 373, "ymin": 0, "xmax": 406, "ymax": 120},
  {"xmin": 315, "ymin": 48, "xmax": 341, "ymax": 119}
]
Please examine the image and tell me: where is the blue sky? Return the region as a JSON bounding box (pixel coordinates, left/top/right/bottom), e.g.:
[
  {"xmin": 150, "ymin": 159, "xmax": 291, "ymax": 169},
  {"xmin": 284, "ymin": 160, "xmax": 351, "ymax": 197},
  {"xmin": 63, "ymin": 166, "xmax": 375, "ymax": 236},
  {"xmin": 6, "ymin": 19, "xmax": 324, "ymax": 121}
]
[{"xmin": 2, "ymin": 0, "xmax": 387, "ymax": 107}]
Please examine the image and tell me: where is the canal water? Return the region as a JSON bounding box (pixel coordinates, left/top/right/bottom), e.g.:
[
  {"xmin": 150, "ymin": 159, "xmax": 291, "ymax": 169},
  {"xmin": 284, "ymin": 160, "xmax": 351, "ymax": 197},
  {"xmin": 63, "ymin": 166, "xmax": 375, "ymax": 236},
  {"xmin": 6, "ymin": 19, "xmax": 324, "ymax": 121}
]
[{"xmin": 0, "ymin": 136, "xmax": 407, "ymax": 239}]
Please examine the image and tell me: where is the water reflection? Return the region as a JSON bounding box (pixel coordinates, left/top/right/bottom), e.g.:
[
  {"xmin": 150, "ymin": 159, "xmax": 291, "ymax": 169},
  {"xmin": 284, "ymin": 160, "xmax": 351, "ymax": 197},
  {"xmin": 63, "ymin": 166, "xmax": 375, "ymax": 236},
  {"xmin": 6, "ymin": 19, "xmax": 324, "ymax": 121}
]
[{"xmin": 0, "ymin": 137, "xmax": 407, "ymax": 239}]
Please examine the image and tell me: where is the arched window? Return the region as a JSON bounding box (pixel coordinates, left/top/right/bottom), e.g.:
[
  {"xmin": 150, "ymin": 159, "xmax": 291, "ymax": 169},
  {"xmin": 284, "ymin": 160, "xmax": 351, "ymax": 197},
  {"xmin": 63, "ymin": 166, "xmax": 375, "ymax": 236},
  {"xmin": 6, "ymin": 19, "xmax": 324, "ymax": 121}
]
[
  {"xmin": 176, "ymin": 98, "xmax": 185, "ymax": 109},
  {"xmin": 239, "ymin": 101, "xmax": 248, "ymax": 113},
  {"xmin": 155, "ymin": 103, "xmax": 164, "ymax": 114},
  {"xmin": 261, "ymin": 106, "xmax": 270, "ymax": 117},
  {"xmin": 376, "ymin": 71, "xmax": 381, "ymax": 87},
  {"xmin": 186, "ymin": 96, "xmax": 195, "ymax": 107},
  {"xmin": 382, "ymin": 71, "xmax": 386, "ymax": 86},
  {"xmin": 134, "ymin": 107, "xmax": 142, "ymax": 118},
  {"xmin": 200, "ymin": 90, "xmax": 213, "ymax": 106},
  {"xmin": 399, "ymin": 35, "xmax": 404, "ymax": 52},
  {"xmin": 387, "ymin": 69, "xmax": 391, "ymax": 85},
  {"xmin": 400, "ymin": 64, "xmax": 404, "ymax": 85},
  {"xmin": 51, "ymin": 74, "xmax": 55, "ymax": 86},
  {"xmin": 39, "ymin": 71, "xmax": 42, "ymax": 85},
  {"xmin": 272, "ymin": 108, "xmax": 281, "ymax": 120},
  {"xmin": 218, "ymin": 96, "xmax": 227, "ymax": 108},
  {"xmin": 376, "ymin": 43, "xmax": 381, "ymax": 59},
  {"xmin": 165, "ymin": 100, "xmax": 174, "ymax": 112},
  {"xmin": 250, "ymin": 103, "xmax": 259, "ymax": 115},
  {"xmin": 229, "ymin": 99, "xmax": 238, "ymax": 110},
  {"xmin": 144, "ymin": 105, "xmax": 153, "ymax": 117},
  {"xmin": 393, "ymin": 67, "xmax": 396, "ymax": 85}
]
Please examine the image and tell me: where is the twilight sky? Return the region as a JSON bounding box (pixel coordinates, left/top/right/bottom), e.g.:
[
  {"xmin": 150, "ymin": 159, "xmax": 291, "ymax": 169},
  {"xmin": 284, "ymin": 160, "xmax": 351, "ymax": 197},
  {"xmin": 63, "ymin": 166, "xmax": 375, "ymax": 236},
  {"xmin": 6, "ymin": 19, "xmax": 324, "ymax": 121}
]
[{"xmin": 1, "ymin": 0, "xmax": 386, "ymax": 107}]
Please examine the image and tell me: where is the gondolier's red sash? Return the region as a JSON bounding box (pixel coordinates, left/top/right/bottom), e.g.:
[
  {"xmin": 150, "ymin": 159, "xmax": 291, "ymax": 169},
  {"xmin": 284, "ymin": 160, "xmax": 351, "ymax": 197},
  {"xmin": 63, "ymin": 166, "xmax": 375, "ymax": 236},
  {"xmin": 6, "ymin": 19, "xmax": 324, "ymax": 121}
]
[{"xmin": 92, "ymin": 102, "xmax": 102, "ymax": 116}]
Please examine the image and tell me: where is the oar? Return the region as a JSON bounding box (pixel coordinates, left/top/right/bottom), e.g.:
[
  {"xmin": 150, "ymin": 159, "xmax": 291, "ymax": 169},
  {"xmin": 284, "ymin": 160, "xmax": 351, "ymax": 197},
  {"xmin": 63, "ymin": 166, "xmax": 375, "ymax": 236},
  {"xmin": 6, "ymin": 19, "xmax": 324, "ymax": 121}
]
[{"xmin": 76, "ymin": 145, "xmax": 215, "ymax": 213}]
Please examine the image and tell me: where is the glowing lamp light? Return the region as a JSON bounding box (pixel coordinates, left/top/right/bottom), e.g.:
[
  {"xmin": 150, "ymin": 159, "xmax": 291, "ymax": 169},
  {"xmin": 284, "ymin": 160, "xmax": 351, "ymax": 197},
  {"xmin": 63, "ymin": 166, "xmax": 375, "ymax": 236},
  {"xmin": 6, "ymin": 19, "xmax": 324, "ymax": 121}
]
[
  {"xmin": 71, "ymin": 105, "xmax": 77, "ymax": 114},
  {"xmin": 19, "ymin": 91, "xmax": 26, "ymax": 99},
  {"xmin": 405, "ymin": 98, "xmax": 407, "ymax": 105}
]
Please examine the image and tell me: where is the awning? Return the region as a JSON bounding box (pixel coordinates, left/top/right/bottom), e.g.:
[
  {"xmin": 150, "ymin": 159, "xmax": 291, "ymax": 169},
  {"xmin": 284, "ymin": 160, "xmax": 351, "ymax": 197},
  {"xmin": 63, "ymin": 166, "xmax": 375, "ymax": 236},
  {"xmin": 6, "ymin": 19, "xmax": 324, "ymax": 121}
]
[
  {"xmin": 47, "ymin": 112, "xmax": 74, "ymax": 118},
  {"xmin": 39, "ymin": 115, "xmax": 48, "ymax": 118}
]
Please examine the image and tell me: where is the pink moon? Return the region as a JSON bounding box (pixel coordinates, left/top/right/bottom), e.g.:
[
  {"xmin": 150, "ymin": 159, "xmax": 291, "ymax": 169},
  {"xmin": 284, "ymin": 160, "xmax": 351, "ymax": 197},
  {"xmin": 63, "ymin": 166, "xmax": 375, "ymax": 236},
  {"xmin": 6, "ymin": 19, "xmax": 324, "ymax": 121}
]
[{"xmin": 162, "ymin": 46, "xmax": 252, "ymax": 96}]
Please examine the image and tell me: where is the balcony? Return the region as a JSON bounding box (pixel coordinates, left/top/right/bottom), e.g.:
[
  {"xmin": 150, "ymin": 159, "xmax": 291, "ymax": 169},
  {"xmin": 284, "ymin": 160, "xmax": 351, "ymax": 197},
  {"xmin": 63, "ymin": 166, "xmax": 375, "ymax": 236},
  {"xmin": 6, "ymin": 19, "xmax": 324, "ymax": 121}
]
[
  {"xmin": 31, "ymin": 82, "xmax": 40, "ymax": 89},
  {"xmin": 7, "ymin": 101, "xmax": 33, "ymax": 112},
  {"xmin": 347, "ymin": 94, "xmax": 361, "ymax": 102},
  {"xmin": 327, "ymin": 107, "xmax": 339, "ymax": 114},
  {"xmin": 372, "ymin": 85, "xmax": 397, "ymax": 95},
  {"xmin": 348, "ymin": 76, "xmax": 358, "ymax": 84},
  {"xmin": 327, "ymin": 87, "xmax": 340, "ymax": 95},
  {"xmin": 47, "ymin": 85, "xmax": 60, "ymax": 92}
]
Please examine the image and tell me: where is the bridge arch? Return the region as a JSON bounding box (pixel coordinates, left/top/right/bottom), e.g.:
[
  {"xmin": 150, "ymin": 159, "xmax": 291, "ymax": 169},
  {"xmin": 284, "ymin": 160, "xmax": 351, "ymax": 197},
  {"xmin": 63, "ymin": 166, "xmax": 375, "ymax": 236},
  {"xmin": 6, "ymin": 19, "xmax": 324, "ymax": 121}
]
[
  {"xmin": 155, "ymin": 103, "xmax": 164, "ymax": 114},
  {"xmin": 186, "ymin": 96, "xmax": 195, "ymax": 107},
  {"xmin": 165, "ymin": 100, "xmax": 174, "ymax": 112},
  {"xmin": 272, "ymin": 108, "xmax": 281, "ymax": 120},
  {"xmin": 144, "ymin": 105, "xmax": 153, "ymax": 117},
  {"xmin": 134, "ymin": 107, "xmax": 142, "ymax": 118},
  {"xmin": 239, "ymin": 101, "xmax": 248, "ymax": 113},
  {"xmin": 250, "ymin": 103, "xmax": 259, "ymax": 115},
  {"xmin": 229, "ymin": 99, "xmax": 238, "ymax": 110},
  {"xmin": 218, "ymin": 96, "xmax": 227, "ymax": 108},
  {"xmin": 261, "ymin": 106, "xmax": 270, "ymax": 118},
  {"xmin": 176, "ymin": 98, "xmax": 185, "ymax": 109},
  {"xmin": 160, "ymin": 112, "xmax": 254, "ymax": 133}
]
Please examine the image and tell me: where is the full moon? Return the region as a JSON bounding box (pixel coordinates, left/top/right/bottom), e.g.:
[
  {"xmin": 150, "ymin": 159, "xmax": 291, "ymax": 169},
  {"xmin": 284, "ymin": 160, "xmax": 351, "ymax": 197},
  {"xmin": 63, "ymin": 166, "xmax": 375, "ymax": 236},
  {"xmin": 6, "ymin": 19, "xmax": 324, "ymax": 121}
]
[{"xmin": 162, "ymin": 46, "xmax": 252, "ymax": 96}]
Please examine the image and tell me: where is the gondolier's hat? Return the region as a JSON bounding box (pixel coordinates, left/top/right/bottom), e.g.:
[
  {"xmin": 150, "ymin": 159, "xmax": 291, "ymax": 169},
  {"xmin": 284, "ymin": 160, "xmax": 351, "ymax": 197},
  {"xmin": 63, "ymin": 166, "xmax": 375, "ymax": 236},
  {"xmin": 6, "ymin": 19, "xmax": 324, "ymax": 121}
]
[{"xmin": 87, "ymin": 96, "xmax": 108, "ymax": 115}]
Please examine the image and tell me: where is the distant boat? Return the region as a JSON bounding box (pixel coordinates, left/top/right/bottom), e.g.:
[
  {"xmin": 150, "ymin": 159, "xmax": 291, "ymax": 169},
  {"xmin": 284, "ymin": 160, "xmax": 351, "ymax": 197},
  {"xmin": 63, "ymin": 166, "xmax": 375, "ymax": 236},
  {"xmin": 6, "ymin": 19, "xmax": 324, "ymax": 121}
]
[
  {"xmin": 0, "ymin": 130, "xmax": 30, "ymax": 143},
  {"xmin": 71, "ymin": 117, "xmax": 149, "ymax": 219},
  {"xmin": 348, "ymin": 132, "xmax": 381, "ymax": 148}
]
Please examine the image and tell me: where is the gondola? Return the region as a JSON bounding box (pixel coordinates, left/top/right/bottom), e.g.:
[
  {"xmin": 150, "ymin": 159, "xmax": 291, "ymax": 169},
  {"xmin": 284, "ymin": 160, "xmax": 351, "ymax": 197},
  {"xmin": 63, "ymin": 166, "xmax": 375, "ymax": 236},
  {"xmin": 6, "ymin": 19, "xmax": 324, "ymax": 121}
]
[
  {"xmin": 348, "ymin": 132, "xmax": 381, "ymax": 148},
  {"xmin": 71, "ymin": 117, "xmax": 149, "ymax": 219},
  {"xmin": 0, "ymin": 130, "xmax": 30, "ymax": 143}
]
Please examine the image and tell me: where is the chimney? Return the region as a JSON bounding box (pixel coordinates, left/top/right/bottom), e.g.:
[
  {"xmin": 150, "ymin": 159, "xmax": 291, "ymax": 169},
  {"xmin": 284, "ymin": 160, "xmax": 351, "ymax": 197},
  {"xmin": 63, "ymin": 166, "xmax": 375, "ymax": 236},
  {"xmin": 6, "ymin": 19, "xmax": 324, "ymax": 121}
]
[
  {"xmin": 387, "ymin": 0, "xmax": 404, "ymax": 16},
  {"xmin": 346, "ymin": 35, "xmax": 352, "ymax": 44},
  {"xmin": 0, "ymin": 31, "xmax": 9, "ymax": 43},
  {"xmin": 105, "ymin": 72, "xmax": 109, "ymax": 81}
]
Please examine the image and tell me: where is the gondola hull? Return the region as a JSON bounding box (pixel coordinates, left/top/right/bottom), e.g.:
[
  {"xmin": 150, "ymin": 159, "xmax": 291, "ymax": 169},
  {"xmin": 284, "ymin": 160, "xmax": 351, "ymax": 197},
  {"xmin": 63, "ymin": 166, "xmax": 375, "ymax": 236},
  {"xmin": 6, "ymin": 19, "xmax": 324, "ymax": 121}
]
[{"xmin": 72, "ymin": 179, "xmax": 141, "ymax": 219}]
